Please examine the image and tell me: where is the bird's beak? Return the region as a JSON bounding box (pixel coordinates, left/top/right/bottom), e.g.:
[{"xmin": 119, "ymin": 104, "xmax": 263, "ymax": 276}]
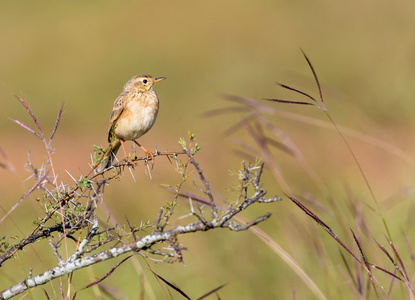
[{"xmin": 154, "ymin": 77, "xmax": 166, "ymax": 83}]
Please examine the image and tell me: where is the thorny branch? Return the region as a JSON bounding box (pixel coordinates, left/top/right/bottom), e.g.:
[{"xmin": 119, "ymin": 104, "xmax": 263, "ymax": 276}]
[
  {"xmin": 0, "ymin": 150, "xmax": 185, "ymax": 267},
  {"xmin": 0, "ymin": 136, "xmax": 279, "ymax": 299}
]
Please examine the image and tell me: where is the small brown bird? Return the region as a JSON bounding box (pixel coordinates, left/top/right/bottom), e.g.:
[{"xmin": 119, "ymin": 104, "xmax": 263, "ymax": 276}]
[{"xmin": 97, "ymin": 74, "xmax": 165, "ymax": 171}]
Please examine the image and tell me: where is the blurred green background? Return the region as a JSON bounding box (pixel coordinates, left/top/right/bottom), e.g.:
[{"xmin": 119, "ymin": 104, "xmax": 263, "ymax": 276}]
[{"xmin": 2, "ymin": 1, "xmax": 415, "ymax": 299}]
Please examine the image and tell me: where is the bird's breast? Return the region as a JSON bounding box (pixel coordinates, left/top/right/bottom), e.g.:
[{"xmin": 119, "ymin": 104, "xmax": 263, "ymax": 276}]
[{"xmin": 114, "ymin": 91, "xmax": 159, "ymax": 141}]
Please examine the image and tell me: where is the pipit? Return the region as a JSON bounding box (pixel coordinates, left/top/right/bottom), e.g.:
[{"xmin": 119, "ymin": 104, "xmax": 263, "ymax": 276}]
[{"xmin": 97, "ymin": 74, "xmax": 165, "ymax": 171}]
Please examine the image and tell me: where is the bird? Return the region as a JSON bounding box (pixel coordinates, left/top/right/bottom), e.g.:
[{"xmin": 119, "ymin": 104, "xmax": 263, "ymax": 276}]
[{"xmin": 97, "ymin": 74, "xmax": 166, "ymax": 172}]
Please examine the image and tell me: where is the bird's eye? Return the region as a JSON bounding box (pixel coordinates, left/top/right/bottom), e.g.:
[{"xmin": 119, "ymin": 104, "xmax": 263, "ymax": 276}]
[{"xmin": 142, "ymin": 79, "xmax": 148, "ymax": 84}]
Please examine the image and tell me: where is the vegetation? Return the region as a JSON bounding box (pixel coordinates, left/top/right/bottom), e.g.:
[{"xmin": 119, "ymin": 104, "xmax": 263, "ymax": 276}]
[{"xmin": 2, "ymin": 1, "xmax": 415, "ymax": 299}]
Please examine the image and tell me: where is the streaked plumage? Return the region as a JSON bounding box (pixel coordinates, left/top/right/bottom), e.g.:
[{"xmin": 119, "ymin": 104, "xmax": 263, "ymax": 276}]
[{"xmin": 97, "ymin": 74, "xmax": 165, "ymax": 171}]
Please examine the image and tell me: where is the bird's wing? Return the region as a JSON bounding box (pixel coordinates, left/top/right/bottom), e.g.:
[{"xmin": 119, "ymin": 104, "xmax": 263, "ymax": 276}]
[{"xmin": 107, "ymin": 91, "xmax": 129, "ymax": 142}]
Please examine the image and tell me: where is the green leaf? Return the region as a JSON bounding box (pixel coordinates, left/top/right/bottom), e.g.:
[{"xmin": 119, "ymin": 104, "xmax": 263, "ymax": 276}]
[
  {"xmin": 190, "ymin": 142, "xmax": 201, "ymax": 155},
  {"xmin": 77, "ymin": 177, "xmax": 93, "ymax": 189},
  {"xmin": 92, "ymin": 144, "xmax": 105, "ymax": 164},
  {"xmin": 188, "ymin": 130, "xmax": 196, "ymax": 141},
  {"xmin": 178, "ymin": 137, "xmax": 186, "ymax": 148}
]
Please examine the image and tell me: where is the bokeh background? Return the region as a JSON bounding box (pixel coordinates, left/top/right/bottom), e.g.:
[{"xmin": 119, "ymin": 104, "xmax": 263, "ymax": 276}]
[{"xmin": 2, "ymin": 1, "xmax": 415, "ymax": 299}]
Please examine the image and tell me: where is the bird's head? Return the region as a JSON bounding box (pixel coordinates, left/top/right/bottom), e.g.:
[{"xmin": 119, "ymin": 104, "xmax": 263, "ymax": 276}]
[{"xmin": 124, "ymin": 74, "xmax": 166, "ymax": 92}]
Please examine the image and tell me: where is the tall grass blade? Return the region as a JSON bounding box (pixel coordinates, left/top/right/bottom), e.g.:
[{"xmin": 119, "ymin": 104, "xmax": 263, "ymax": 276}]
[
  {"xmin": 15, "ymin": 96, "xmax": 44, "ymax": 136},
  {"xmin": 50, "ymin": 105, "xmax": 63, "ymax": 140}
]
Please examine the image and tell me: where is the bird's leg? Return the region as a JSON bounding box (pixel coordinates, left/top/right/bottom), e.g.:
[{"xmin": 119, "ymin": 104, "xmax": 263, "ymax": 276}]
[
  {"xmin": 120, "ymin": 139, "xmax": 135, "ymax": 168},
  {"xmin": 133, "ymin": 140, "xmax": 154, "ymax": 165}
]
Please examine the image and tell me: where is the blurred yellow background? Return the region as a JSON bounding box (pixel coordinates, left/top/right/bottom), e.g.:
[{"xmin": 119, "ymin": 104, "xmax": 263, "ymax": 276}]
[{"xmin": 1, "ymin": 1, "xmax": 415, "ymax": 299}]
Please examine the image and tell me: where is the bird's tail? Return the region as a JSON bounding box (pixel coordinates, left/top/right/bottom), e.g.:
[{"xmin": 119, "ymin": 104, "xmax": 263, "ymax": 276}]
[{"xmin": 96, "ymin": 140, "xmax": 121, "ymax": 172}]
